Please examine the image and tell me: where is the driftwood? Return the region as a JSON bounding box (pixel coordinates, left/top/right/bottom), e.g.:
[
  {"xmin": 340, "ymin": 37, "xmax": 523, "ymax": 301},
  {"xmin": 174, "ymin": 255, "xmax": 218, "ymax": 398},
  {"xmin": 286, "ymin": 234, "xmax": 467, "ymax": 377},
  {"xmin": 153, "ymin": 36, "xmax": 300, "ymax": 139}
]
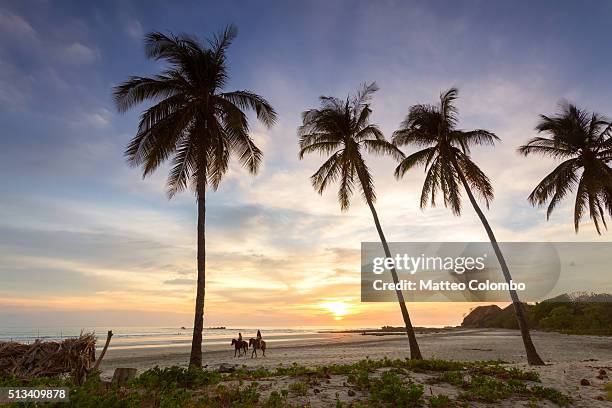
[
  {"xmin": 0, "ymin": 333, "xmax": 96, "ymax": 384},
  {"xmin": 111, "ymin": 367, "xmax": 137, "ymax": 385},
  {"xmin": 92, "ymin": 331, "xmax": 113, "ymax": 372}
]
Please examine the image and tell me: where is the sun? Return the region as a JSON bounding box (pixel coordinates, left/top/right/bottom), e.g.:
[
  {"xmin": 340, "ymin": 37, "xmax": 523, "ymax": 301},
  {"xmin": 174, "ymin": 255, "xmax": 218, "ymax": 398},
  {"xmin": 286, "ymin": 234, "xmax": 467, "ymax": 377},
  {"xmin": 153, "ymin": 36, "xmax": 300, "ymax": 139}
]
[{"xmin": 320, "ymin": 301, "xmax": 351, "ymax": 321}]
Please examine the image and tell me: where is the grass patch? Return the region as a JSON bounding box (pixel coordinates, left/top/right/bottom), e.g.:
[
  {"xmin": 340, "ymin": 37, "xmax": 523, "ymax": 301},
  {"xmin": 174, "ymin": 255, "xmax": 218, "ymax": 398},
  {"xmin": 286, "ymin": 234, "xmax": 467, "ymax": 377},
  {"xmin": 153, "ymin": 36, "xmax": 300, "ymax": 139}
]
[
  {"xmin": 288, "ymin": 380, "xmax": 309, "ymax": 396},
  {"xmin": 530, "ymin": 385, "xmax": 570, "ymax": 407},
  {"xmin": 604, "ymin": 382, "xmax": 612, "ymax": 402},
  {"xmin": 436, "ymin": 370, "xmax": 569, "ymax": 406},
  {"xmin": 427, "ymin": 394, "xmax": 451, "ymax": 408}
]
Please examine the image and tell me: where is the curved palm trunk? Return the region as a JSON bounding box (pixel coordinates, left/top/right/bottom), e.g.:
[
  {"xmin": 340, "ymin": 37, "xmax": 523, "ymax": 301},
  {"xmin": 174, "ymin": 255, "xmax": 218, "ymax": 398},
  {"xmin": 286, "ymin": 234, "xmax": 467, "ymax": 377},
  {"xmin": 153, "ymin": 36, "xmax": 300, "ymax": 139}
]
[
  {"xmin": 451, "ymin": 158, "xmax": 545, "ymax": 365},
  {"xmin": 365, "ymin": 198, "xmax": 423, "ymax": 360},
  {"xmin": 189, "ymin": 186, "xmax": 206, "ymax": 367}
]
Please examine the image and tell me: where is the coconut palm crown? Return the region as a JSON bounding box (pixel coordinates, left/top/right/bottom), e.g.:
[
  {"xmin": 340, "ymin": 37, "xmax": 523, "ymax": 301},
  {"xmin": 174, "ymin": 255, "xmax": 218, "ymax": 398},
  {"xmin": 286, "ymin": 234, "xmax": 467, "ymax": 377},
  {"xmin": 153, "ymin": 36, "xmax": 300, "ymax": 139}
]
[
  {"xmin": 518, "ymin": 102, "xmax": 612, "ymax": 233},
  {"xmin": 298, "ymin": 83, "xmax": 403, "ymax": 210},
  {"xmin": 392, "ymin": 88, "xmax": 498, "ymax": 213},
  {"xmin": 114, "ymin": 26, "xmax": 276, "ymax": 196}
]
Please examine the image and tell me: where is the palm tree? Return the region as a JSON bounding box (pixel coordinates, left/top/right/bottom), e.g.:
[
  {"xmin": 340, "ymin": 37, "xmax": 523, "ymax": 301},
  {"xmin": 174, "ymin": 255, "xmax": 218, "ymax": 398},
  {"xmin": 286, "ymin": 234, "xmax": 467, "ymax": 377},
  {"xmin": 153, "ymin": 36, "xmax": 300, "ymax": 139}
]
[
  {"xmin": 518, "ymin": 102, "xmax": 612, "ymax": 233},
  {"xmin": 298, "ymin": 83, "xmax": 423, "ymax": 359},
  {"xmin": 113, "ymin": 26, "xmax": 277, "ymax": 367},
  {"xmin": 392, "ymin": 88, "xmax": 545, "ymax": 365}
]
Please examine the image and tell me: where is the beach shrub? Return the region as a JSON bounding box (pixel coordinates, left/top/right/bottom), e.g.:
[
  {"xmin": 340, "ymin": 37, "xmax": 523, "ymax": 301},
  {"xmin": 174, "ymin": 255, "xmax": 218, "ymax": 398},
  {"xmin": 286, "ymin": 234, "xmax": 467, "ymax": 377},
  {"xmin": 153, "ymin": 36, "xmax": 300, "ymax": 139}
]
[
  {"xmin": 159, "ymin": 388, "xmax": 191, "ymax": 408},
  {"xmin": 289, "ymin": 380, "xmax": 309, "ymax": 396},
  {"xmin": 136, "ymin": 366, "xmax": 222, "ymax": 390},
  {"xmin": 427, "ymin": 394, "xmax": 451, "ymax": 408},
  {"xmin": 216, "ymin": 383, "xmax": 260, "ymax": 407},
  {"xmin": 370, "ymin": 371, "xmax": 424, "ymax": 407},
  {"xmin": 347, "ymin": 368, "xmax": 370, "ymax": 390},
  {"xmin": 459, "ymin": 375, "xmax": 515, "ymax": 403},
  {"xmin": 470, "ymin": 363, "xmax": 540, "ymax": 381},
  {"xmin": 403, "ymin": 359, "xmax": 465, "ymax": 372},
  {"xmin": 437, "ymin": 371, "xmax": 463, "ymax": 386},
  {"xmin": 262, "ymin": 390, "xmax": 290, "ymax": 408},
  {"xmin": 530, "ymin": 385, "xmax": 570, "ymax": 407},
  {"xmin": 604, "ymin": 382, "xmax": 612, "ymax": 402}
]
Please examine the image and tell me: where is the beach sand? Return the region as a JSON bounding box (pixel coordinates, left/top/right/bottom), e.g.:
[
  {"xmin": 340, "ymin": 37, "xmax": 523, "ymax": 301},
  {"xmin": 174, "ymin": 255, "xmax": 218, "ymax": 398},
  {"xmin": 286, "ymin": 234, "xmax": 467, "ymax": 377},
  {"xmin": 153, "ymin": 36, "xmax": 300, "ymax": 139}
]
[{"xmin": 100, "ymin": 329, "xmax": 612, "ymax": 406}]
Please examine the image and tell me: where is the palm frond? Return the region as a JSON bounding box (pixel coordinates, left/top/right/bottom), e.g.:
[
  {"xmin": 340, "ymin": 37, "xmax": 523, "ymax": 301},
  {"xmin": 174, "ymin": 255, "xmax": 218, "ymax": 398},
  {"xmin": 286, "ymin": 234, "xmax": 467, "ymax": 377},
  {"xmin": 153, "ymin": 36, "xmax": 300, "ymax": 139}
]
[
  {"xmin": 310, "ymin": 150, "xmax": 343, "ymax": 195},
  {"xmin": 455, "ymin": 152, "xmax": 494, "ymax": 208},
  {"xmin": 526, "ymin": 159, "xmax": 578, "ymax": 210},
  {"xmin": 338, "ymin": 160, "xmax": 356, "ymax": 211},
  {"xmin": 113, "ymin": 75, "xmax": 184, "ymax": 113},
  {"xmin": 167, "ymin": 135, "xmax": 196, "ymax": 198},
  {"xmin": 361, "ymin": 139, "xmax": 404, "ymax": 162},
  {"xmin": 219, "ymin": 90, "xmax": 277, "ymax": 128},
  {"xmin": 394, "ymin": 147, "xmax": 436, "ymax": 178},
  {"xmin": 209, "ymin": 24, "xmax": 238, "ymax": 61}
]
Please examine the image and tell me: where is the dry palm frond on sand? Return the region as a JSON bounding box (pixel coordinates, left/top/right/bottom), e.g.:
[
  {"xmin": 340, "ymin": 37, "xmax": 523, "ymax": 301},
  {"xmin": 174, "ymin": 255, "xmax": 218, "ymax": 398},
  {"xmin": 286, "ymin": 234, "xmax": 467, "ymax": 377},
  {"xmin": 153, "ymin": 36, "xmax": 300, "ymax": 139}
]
[{"xmin": 0, "ymin": 332, "xmax": 96, "ymax": 383}]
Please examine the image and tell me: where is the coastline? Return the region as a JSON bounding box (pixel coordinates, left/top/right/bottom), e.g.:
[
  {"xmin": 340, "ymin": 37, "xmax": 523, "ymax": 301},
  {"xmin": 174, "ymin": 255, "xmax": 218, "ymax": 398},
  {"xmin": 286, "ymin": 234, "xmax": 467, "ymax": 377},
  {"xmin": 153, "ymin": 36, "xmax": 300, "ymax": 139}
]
[{"xmin": 99, "ymin": 327, "xmax": 612, "ymax": 374}]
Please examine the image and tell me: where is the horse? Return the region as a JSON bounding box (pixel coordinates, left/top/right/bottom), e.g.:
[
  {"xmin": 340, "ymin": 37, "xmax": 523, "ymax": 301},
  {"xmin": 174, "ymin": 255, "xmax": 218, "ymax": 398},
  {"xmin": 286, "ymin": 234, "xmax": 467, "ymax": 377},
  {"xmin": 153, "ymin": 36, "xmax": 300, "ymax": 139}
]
[
  {"xmin": 248, "ymin": 338, "xmax": 266, "ymax": 358},
  {"xmin": 231, "ymin": 338, "xmax": 248, "ymax": 357}
]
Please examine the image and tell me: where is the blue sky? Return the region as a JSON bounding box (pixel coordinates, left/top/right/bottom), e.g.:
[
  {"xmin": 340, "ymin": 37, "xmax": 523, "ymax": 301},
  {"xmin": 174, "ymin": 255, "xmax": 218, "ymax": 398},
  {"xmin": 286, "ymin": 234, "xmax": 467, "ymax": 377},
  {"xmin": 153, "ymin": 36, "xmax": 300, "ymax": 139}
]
[{"xmin": 1, "ymin": 0, "xmax": 611, "ymax": 328}]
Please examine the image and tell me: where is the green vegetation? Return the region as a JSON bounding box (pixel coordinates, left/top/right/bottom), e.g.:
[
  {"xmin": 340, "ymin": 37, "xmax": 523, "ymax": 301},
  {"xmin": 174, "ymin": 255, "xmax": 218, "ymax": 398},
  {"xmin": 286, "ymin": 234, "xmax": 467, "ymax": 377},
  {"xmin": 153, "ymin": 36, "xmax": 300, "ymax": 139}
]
[
  {"xmin": 466, "ymin": 298, "xmax": 612, "ymax": 335},
  {"xmin": 436, "ymin": 371, "xmax": 568, "ymax": 406},
  {"xmin": 0, "ymin": 358, "xmax": 571, "ymax": 407},
  {"xmin": 427, "ymin": 394, "xmax": 451, "ymax": 408},
  {"xmin": 288, "ymin": 380, "xmax": 309, "ymax": 396},
  {"xmin": 604, "ymin": 382, "xmax": 612, "ymax": 402},
  {"xmin": 370, "ymin": 372, "xmax": 424, "ymax": 407}
]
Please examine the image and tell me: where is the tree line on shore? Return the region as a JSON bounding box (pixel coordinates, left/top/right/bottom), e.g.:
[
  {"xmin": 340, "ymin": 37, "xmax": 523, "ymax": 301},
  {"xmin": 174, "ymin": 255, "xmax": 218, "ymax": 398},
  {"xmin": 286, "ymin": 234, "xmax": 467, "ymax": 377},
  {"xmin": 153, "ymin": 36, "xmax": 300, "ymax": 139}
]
[
  {"xmin": 462, "ymin": 293, "xmax": 612, "ymax": 335},
  {"xmin": 113, "ymin": 25, "xmax": 612, "ymax": 367}
]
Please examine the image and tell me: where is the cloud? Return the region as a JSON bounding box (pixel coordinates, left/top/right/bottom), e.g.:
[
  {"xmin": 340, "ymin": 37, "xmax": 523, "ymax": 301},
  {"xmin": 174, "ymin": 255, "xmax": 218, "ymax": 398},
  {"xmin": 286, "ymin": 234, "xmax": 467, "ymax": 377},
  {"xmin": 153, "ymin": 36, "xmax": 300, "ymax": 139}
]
[
  {"xmin": 164, "ymin": 278, "xmax": 196, "ymax": 285},
  {"xmin": 59, "ymin": 42, "xmax": 99, "ymax": 65},
  {"xmin": 126, "ymin": 19, "xmax": 143, "ymax": 40},
  {"xmin": 0, "ymin": 11, "xmax": 37, "ymax": 39}
]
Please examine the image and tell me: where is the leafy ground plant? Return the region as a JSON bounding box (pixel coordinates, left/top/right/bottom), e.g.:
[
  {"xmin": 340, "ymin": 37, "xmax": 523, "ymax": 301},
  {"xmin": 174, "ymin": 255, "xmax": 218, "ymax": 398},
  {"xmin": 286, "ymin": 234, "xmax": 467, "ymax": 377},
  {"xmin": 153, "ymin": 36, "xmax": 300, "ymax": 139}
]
[{"xmin": 0, "ymin": 358, "xmax": 572, "ymax": 407}]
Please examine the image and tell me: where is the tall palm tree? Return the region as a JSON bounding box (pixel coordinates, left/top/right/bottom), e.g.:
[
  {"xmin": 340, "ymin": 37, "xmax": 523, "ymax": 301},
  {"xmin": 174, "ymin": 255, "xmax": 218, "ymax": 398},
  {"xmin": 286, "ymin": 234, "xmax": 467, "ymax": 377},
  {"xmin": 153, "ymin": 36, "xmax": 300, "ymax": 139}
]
[
  {"xmin": 113, "ymin": 26, "xmax": 276, "ymax": 367},
  {"xmin": 298, "ymin": 83, "xmax": 423, "ymax": 359},
  {"xmin": 392, "ymin": 88, "xmax": 545, "ymax": 365},
  {"xmin": 518, "ymin": 102, "xmax": 612, "ymax": 233}
]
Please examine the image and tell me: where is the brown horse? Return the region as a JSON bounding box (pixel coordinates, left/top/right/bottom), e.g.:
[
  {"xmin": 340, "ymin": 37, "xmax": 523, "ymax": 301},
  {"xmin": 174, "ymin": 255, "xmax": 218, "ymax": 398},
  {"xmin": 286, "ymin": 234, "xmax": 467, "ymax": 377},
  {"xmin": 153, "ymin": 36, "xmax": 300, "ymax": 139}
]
[
  {"xmin": 248, "ymin": 338, "xmax": 266, "ymax": 358},
  {"xmin": 231, "ymin": 339, "xmax": 248, "ymax": 357}
]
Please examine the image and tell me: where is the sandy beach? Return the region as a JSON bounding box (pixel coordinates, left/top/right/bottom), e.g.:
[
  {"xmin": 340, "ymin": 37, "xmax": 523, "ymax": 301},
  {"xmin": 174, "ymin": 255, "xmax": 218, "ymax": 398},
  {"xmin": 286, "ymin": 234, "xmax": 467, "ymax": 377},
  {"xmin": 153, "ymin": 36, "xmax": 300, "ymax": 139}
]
[{"xmin": 99, "ymin": 328, "xmax": 612, "ymax": 406}]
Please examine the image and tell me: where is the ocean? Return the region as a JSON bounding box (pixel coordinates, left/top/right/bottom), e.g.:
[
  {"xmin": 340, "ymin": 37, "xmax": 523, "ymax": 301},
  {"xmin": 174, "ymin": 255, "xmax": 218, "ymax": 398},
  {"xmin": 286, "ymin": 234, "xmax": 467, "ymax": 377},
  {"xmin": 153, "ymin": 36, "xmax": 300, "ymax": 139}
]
[{"xmin": 0, "ymin": 327, "xmax": 345, "ymax": 351}]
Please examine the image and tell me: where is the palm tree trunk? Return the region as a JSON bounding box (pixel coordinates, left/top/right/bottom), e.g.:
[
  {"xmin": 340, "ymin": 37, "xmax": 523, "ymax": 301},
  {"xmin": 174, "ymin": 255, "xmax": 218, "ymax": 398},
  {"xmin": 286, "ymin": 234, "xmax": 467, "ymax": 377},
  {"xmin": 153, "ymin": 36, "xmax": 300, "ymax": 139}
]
[
  {"xmin": 365, "ymin": 198, "xmax": 423, "ymax": 360},
  {"xmin": 189, "ymin": 185, "xmax": 206, "ymax": 367},
  {"xmin": 451, "ymin": 158, "xmax": 545, "ymax": 365}
]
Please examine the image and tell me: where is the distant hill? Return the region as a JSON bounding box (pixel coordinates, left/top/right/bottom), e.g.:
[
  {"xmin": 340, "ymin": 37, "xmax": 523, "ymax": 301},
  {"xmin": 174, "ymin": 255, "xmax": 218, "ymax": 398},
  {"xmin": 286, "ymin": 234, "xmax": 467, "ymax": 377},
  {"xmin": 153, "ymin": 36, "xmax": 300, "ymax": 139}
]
[
  {"xmin": 461, "ymin": 293, "xmax": 612, "ymax": 335},
  {"xmin": 543, "ymin": 292, "xmax": 612, "ymax": 303},
  {"xmin": 461, "ymin": 305, "xmax": 502, "ymax": 328}
]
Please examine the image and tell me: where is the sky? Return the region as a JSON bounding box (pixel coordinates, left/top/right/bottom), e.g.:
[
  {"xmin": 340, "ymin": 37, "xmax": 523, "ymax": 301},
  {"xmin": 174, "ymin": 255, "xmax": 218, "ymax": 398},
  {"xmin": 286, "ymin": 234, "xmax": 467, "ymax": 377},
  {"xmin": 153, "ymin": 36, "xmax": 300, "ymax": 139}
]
[{"xmin": 1, "ymin": 0, "xmax": 611, "ymax": 329}]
